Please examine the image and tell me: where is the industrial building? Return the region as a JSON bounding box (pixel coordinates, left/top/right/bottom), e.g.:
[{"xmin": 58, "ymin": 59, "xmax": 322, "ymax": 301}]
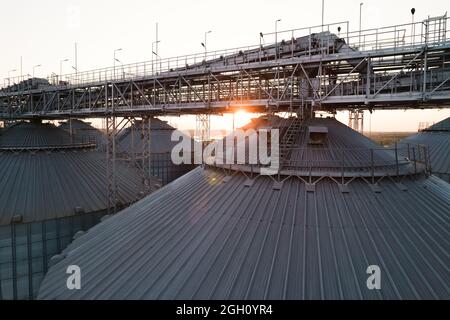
[
  {"xmin": 38, "ymin": 116, "xmax": 450, "ymax": 300},
  {"xmin": 0, "ymin": 11, "xmax": 449, "ymax": 301},
  {"xmin": 0, "ymin": 121, "xmax": 156, "ymax": 299},
  {"xmin": 116, "ymin": 117, "xmax": 196, "ymax": 185},
  {"xmin": 398, "ymin": 117, "xmax": 450, "ymax": 183}
]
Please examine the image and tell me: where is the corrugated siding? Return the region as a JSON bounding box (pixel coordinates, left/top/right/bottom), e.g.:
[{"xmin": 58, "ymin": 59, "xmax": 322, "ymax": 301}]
[
  {"xmin": 0, "ymin": 151, "xmax": 146, "ymax": 225},
  {"xmin": 38, "ymin": 167, "xmax": 450, "ymax": 300},
  {"xmin": 0, "ymin": 211, "xmax": 105, "ymax": 299}
]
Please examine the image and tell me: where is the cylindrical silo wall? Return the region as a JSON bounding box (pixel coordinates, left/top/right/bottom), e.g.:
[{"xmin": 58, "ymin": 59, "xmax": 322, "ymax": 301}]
[
  {"xmin": 150, "ymin": 153, "xmax": 196, "ymax": 185},
  {"xmin": 435, "ymin": 173, "xmax": 450, "ymax": 183},
  {"xmin": 0, "ymin": 211, "xmax": 105, "ymax": 300}
]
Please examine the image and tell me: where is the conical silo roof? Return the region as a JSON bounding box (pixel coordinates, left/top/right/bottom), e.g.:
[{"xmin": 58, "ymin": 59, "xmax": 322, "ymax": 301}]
[
  {"xmin": 0, "ymin": 122, "xmax": 155, "ymax": 225},
  {"xmin": 58, "ymin": 119, "xmax": 107, "ymax": 147},
  {"xmin": 0, "ymin": 121, "xmax": 77, "ymax": 147},
  {"xmin": 117, "ymin": 117, "xmax": 187, "ymax": 154},
  {"xmin": 215, "ymin": 116, "xmax": 411, "ymax": 177},
  {"xmin": 426, "ymin": 117, "xmax": 450, "ymax": 131},
  {"xmin": 59, "ymin": 119, "xmax": 100, "ymax": 132},
  {"xmin": 116, "ymin": 117, "xmax": 196, "ymax": 185},
  {"xmin": 38, "ymin": 116, "xmax": 450, "ymax": 300},
  {"xmin": 398, "ymin": 117, "xmax": 450, "ymax": 183}
]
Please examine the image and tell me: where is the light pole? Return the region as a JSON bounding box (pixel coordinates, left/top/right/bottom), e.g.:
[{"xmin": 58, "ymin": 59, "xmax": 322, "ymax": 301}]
[
  {"xmin": 60, "ymin": 58, "xmax": 69, "ymax": 81},
  {"xmin": 71, "ymin": 43, "xmax": 78, "ymax": 84},
  {"xmin": 411, "ymin": 8, "xmax": 416, "ymax": 45},
  {"xmin": 114, "ymin": 48, "xmax": 122, "ymax": 80},
  {"xmin": 202, "ymin": 30, "xmax": 212, "ymax": 60},
  {"xmin": 155, "ymin": 22, "xmax": 159, "ymax": 58},
  {"xmin": 359, "ymin": 3, "xmax": 364, "ymax": 48},
  {"xmin": 275, "ymin": 19, "xmax": 281, "ymax": 60},
  {"xmin": 152, "ymin": 40, "xmax": 160, "ymax": 74},
  {"xmin": 322, "ymin": 0, "xmax": 325, "ymax": 30},
  {"xmin": 116, "ymin": 58, "xmax": 125, "ymax": 79},
  {"xmin": 8, "ymin": 69, "xmax": 17, "ymax": 86},
  {"xmin": 74, "ymin": 43, "xmax": 78, "ymax": 74},
  {"xmin": 259, "ymin": 32, "xmax": 265, "ymax": 62},
  {"xmin": 33, "ymin": 64, "xmax": 41, "ymax": 78}
]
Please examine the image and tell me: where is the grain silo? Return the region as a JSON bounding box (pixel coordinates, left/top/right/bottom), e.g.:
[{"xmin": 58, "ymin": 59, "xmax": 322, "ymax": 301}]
[
  {"xmin": 116, "ymin": 117, "xmax": 196, "ymax": 185},
  {"xmin": 38, "ymin": 116, "xmax": 450, "ymax": 300},
  {"xmin": 398, "ymin": 117, "xmax": 450, "ymax": 183},
  {"xmin": 59, "ymin": 119, "xmax": 107, "ymax": 150},
  {"xmin": 0, "ymin": 120, "xmax": 155, "ymax": 299}
]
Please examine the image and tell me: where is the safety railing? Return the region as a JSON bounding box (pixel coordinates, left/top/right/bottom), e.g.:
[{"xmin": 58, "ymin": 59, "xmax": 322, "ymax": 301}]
[
  {"xmin": 318, "ymin": 68, "xmax": 450, "ymax": 99},
  {"xmin": 0, "ymin": 142, "xmax": 97, "ymax": 153},
  {"xmin": 209, "ymin": 142, "xmax": 431, "ymax": 178},
  {"xmin": 1, "ymin": 15, "xmax": 449, "ymax": 92},
  {"xmin": 0, "ymin": 134, "xmax": 99, "ymax": 153}
]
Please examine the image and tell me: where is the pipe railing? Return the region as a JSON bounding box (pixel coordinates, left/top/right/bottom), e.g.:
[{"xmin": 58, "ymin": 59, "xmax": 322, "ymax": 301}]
[
  {"xmin": 1, "ymin": 16, "xmax": 449, "ymax": 92},
  {"xmin": 0, "ymin": 142, "xmax": 97, "ymax": 153},
  {"xmin": 210, "ymin": 143, "xmax": 430, "ymax": 177}
]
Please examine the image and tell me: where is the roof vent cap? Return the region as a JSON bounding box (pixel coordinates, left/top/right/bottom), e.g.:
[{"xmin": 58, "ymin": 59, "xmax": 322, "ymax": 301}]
[
  {"xmin": 74, "ymin": 206, "xmax": 85, "ymax": 215},
  {"xmin": 308, "ymin": 126, "xmax": 328, "ymax": 145},
  {"xmin": 101, "ymin": 215, "xmax": 111, "ymax": 222},
  {"xmin": 73, "ymin": 230, "xmax": 85, "ymax": 240},
  {"xmin": 49, "ymin": 254, "xmax": 66, "ymax": 267},
  {"xmin": 11, "ymin": 215, "xmax": 23, "ymax": 224}
]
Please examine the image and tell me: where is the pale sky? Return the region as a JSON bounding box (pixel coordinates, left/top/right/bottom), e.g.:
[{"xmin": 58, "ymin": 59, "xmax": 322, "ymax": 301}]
[{"xmin": 1, "ymin": 0, "xmax": 449, "ymax": 131}]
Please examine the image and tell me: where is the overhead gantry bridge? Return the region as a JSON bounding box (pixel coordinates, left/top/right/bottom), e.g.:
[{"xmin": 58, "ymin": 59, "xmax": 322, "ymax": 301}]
[
  {"xmin": 1, "ymin": 14, "xmax": 450, "ymax": 121},
  {"xmin": 1, "ymin": 14, "xmax": 449, "ymax": 212}
]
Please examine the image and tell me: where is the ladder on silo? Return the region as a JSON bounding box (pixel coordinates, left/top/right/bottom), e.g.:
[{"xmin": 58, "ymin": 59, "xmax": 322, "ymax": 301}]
[{"xmin": 280, "ymin": 117, "xmax": 303, "ymax": 166}]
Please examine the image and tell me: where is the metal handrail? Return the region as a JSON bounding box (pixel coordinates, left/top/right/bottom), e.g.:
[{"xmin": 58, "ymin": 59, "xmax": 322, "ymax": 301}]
[
  {"xmin": 1, "ymin": 16, "xmax": 449, "ymax": 92},
  {"xmin": 210, "ymin": 143, "xmax": 430, "ymax": 178},
  {"xmin": 0, "ymin": 142, "xmax": 97, "ymax": 152}
]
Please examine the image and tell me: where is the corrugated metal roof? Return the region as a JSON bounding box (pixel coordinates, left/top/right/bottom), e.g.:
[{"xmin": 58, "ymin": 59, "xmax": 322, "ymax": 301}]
[
  {"xmin": 427, "ymin": 117, "xmax": 450, "ymax": 131},
  {"xmin": 37, "ymin": 167, "xmax": 450, "ymax": 300},
  {"xmin": 398, "ymin": 131, "xmax": 450, "ymax": 183},
  {"xmin": 59, "ymin": 119, "xmax": 99, "ymax": 132},
  {"xmin": 58, "ymin": 119, "xmax": 107, "ymax": 150},
  {"xmin": 0, "ymin": 122, "xmax": 77, "ymax": 147},
  {"xmin": 215, "ymin": 117, "xmax": 408, "ymax": 175},
  {"xmin": 117, "ymin": 118, "xmax": 190, "ymax": 154},
  {"xmin": 0, "ymin": 151, "xmax": 148, "ymax": 225},
  {"xmin": 287, "ymin": 118, "xmax": 398, "ymax": 170},
  {"xmin": 0, "ymin": 123, "xmax": 155, "ymax": 225},
  {"xmin": 38, "ymin": 120, "xmax": 450, "ymax": 300}
]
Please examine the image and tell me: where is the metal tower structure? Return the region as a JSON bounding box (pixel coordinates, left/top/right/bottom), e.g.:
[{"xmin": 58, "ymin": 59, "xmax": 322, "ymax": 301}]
[
  {"xmin": 1, "ymin": 14, "xmax": 450, "ymax": 120},
  {"xmin": 196, "ymin": 114, "xmax": 211, "ymax": 143},
  {"xmin": 348, "ymin": 110, "xmax": 364, "ymax": 133},
  {"xmin": 104, "ymin": 116, "xmax": 153, "ymax": 214}
]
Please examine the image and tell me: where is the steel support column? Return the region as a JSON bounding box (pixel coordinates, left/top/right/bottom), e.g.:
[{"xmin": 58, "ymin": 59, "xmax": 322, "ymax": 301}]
[
  {"xmin": 106, "ymin": 115, "xmax": 117, "ymax": 214},
  {"xmin": 196, "ymin": 113, "xmax": 211, "ymax": 146}
]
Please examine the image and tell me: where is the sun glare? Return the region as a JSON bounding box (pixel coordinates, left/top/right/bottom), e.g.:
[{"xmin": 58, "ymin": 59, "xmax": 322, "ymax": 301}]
[{"xmin": 232, "ymin": 110, "xmax": 255, "ymax": 130}]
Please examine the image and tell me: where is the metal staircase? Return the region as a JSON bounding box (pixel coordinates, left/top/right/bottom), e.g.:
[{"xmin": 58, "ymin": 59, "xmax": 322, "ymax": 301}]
[{"xmin": 280, "ymin": 117, "xmax": 303, "ymax": 165}]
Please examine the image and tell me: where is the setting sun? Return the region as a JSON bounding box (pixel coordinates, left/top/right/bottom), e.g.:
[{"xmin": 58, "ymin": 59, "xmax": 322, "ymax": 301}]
[{"xmin": 233, "ymin": 109, "xmax": 255, "ymax": 130}]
